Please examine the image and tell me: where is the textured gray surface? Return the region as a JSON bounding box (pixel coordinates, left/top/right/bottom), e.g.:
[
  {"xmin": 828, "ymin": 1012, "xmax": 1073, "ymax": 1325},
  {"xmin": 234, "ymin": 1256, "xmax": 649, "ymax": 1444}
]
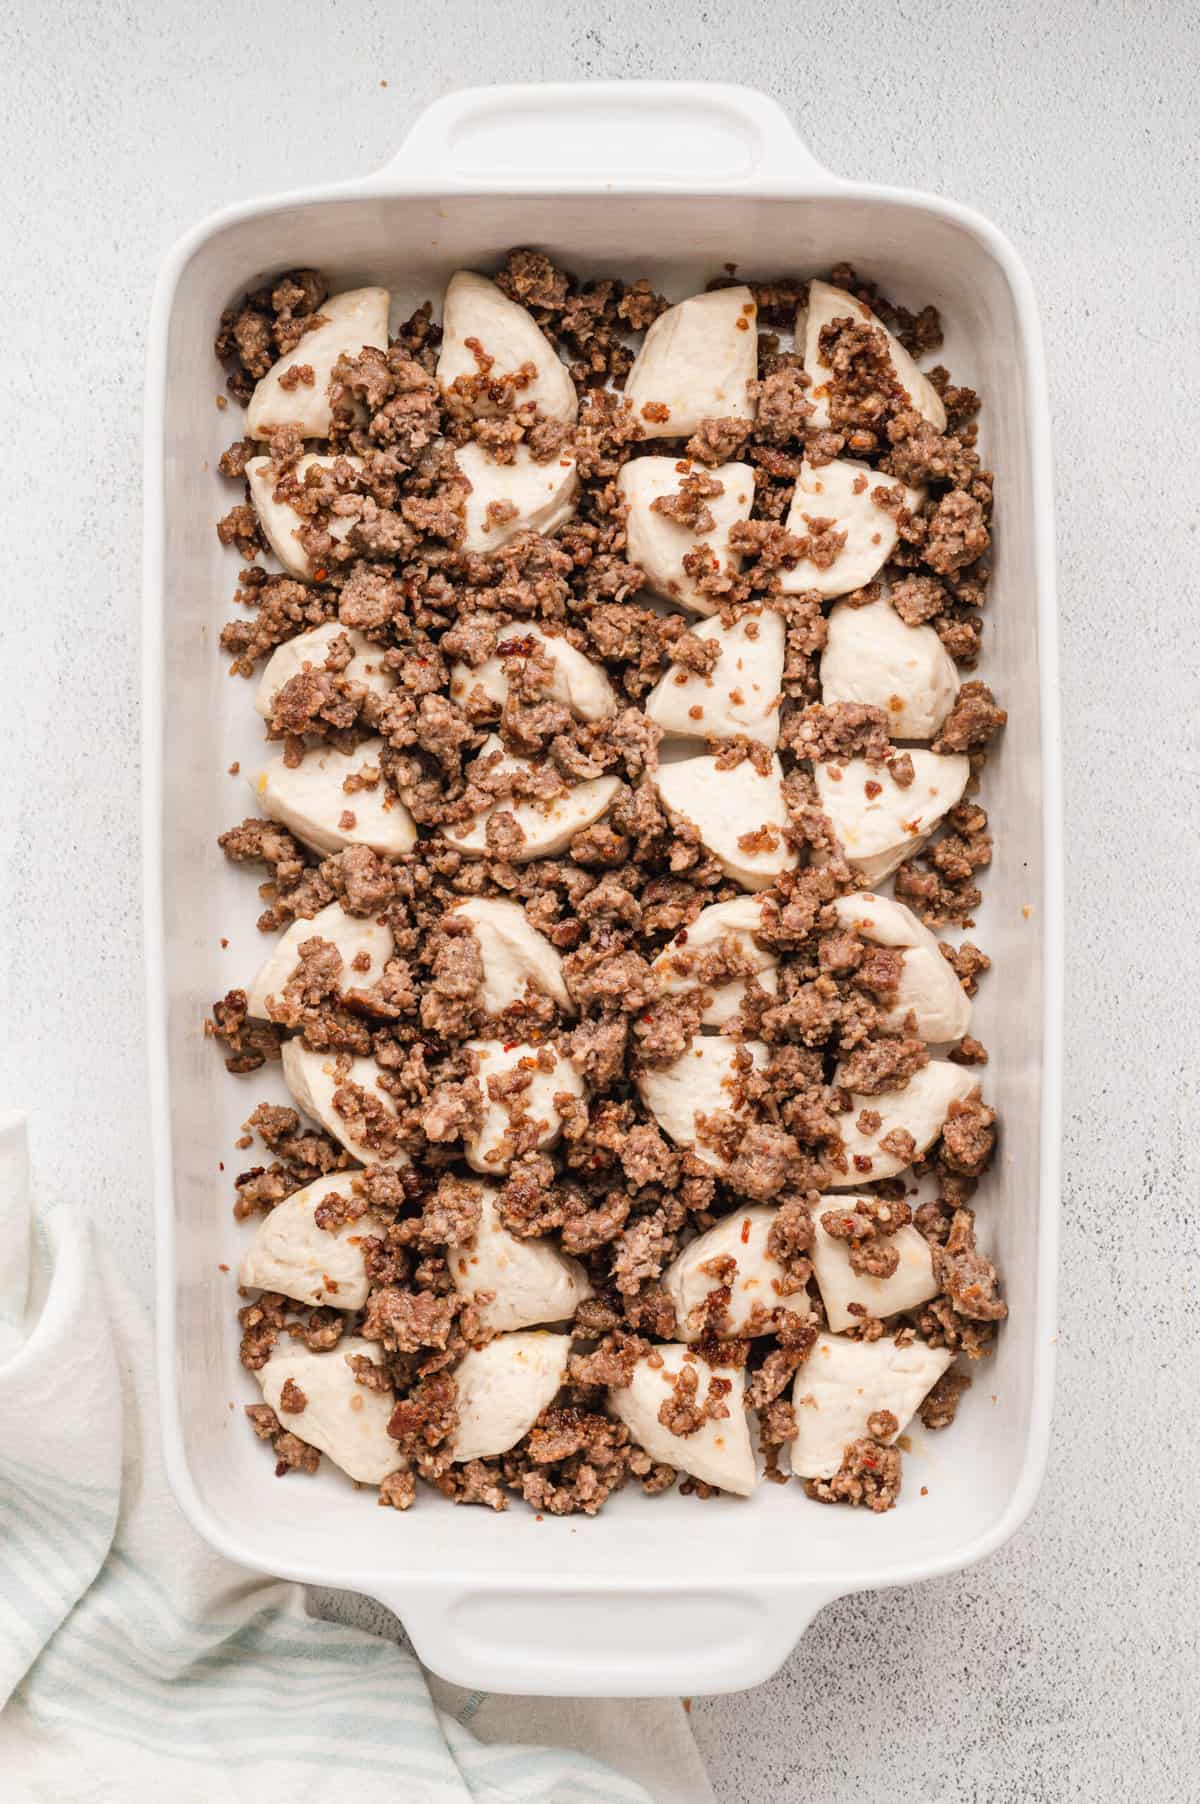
[{"xmin": 1, "ymin": 1, "xmax": 1197, "ymax": 1798}]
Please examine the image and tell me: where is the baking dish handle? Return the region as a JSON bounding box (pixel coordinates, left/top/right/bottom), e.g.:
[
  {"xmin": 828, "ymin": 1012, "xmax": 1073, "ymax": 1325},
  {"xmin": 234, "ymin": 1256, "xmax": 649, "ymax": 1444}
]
[
  {"xmin": 379, "ymin": 1578, "xmax": 842, "ymax": 1697},
  {"xmin": 372, "ymin": 81, "xmax": 841, "ymax": 193}
]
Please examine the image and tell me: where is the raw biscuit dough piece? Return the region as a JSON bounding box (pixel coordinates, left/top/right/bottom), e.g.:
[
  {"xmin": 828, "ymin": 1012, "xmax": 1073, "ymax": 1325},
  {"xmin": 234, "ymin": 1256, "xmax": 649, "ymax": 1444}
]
[
  {"xmin": 442, "ymin": 735, "xmax": 620, "ymax": 861},
  {"xmin": 799, "ymin": 279, "xmax": 946, "ymax": 432},
  {"xmin": 246, "ymin": 900, "xmax": 394, "ymax": 1020},
  {"xmin": 246, "ymin": 288, "xmax": 390, "ymax": 440},
  {"xmin": 791, "ymin": 1331, "xmax": 954, "ymax": 1477},
  {"xmin": 452, "ymin": 897, "xmax": 572, "ymax": 1017},
  {"xmin": 637, "ymin": 1038, "xmax": 768, "ymax": 1176},
  {"xmin": 437, "ymin": 270, "xmax": 578, "ymax": 424},
  {"xmin": 646, "ymin": 607, "xmax": 784, "ymax": 747},
  {"xmin": 652, "ymin": 895, "xmax": 779, "ymax": 1028},
  {"xmin": 448, "ymin": 1184, "xmax": 590, "ymax": 1332},
  {"xmin": 663, "ymin": 1204, "xmax": 812, "ymax": 1340},
  {"xmin": 619, "ymin": 456, "xmax": 755, "ymax": 615},
  {"xmin": 451, "ymin": 1331, "xmax": 573, "ymax": 1461},
  {"xmin": 280, "ymin": 1041, "xmax": 409, "ymax": 1170},
  {"xmin": 779, "ymin": 458, "xmax": 923, "ymax": 599},
  {"xmin": 829, "ymin": 890, "xmax": 970, "ymax": 1042},
  {"xmin": 245, "ymin": 454, "xmax": 365, "ymax": 581},
  {"xmin": 812, "ymin": 751, "xmax": 969, "ymax": 885},
  {"xmin": 257, "ymin": 1337, "xmax": 403, "ymax": 1486},
  {"xmin": 819, "ymin": 596, "xmax": 958, "ymax": 741},
  {"xmin": 256, "ymin": 737, "xmax": 416, "ymax": 860},
  {"xmin": 830, "ymin": 1061, "xmax": 979, "ymax": 1185},
  {"xmin": 807, "ymin": 1199, "xmax": 942, "ymax": 1331},
  {"xmin": 456, "ymin": 441, "xmax": 579, "ymax": 553},
  {"xmin": 463, "ymin": 1040, "xmax": 587, "ymax": 1175},
  {"xmin": 623, "ymin": 286, "xmax": 758, "ymax": 439},
  {"xmin": 609, "ymin": 1344, "xmax": 757, "ymax": 1496},
  {"xmin": 239, "ymin": 1170, "xmax": 381, "ymax": 1311},
  {"xmin": 450, "ymin": 622, "xmax": 616, "ymax": 723},
  {"xmin": 255, "ymin": 621, "xmax": 394, "ymax": 718},
  {"xmin": 654, "ymin": 754, "xmax": 798, "ymax": 891}
]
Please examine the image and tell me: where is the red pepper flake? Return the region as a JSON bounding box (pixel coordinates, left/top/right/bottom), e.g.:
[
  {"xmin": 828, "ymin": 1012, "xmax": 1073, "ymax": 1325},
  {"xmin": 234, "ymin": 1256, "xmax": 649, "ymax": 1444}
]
[
  {"xmin": 676, "ymin": 928, "xmax": 689, "ymax": 945},
  {"xmin": 920, "ymin": 1485, "xmax": 929, "ymax": 1497},
  {"xmin": 323, "ymin": 1275, "xmax": 339, "ymax": 1294},
  {"xmin": 740, "ymin": 1218, "xmax": 751, "ymax": 1244},
  {"xmin": 853, "ymin": 1154, "xmax": 874, "ymax": 1172},
  {"xmin": 313, "ymin": 567, "xmax": 328, "ymax": 581},
  {"xmin": 503, "ymin": 1040, "xmax": 520, "ymax": 1052},
  {"xmin": 864, "ymin": 780, "xmax": 882, "ymax": 799},
  {"xmin": 219, "ymin": 937, "xmax": 229, "ymax": 949},
  {"xmin": 640, "ymin": 1013, "xmax": 654, "ymax": 1025},
  {"xmin": 217, "ymin": 1262, "xmax": 229, "ymax": 1273}
]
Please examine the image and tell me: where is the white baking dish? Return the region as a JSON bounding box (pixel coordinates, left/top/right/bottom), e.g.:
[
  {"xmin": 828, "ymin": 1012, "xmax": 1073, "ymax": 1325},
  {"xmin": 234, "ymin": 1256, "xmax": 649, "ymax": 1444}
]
[{"xmin": 143, "ymin": 81, "xmax": 1061, "ymax": 1697}]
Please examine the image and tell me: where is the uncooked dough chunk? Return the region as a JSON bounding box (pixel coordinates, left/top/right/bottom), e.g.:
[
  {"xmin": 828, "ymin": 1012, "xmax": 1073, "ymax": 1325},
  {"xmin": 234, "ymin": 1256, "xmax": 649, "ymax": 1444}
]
[
  {"xmin": 637, "ymin": 1038, "xmax": 768, "ymax": 1176},
  {"xmin": 451, "ymin": 1331, "xmax": 573, "ymax": 1461},
  {"xmin": 808, "ymin": 1200, "xmax": 942, "ymax": 1331},
  {"xmin": 652, "ymin": 895, "xmax": 778, "ymax": 1028},
  {"xmin": 463, "ymin": 1039, "xmax": 587, "ymax": 1175},
  {"xmin": 791, "ymin": 1332, "xmax": 955, "ymax": 1477},
  {"xmin": 624, "ymin": 286, "xmax": 758, "ymax": 439},
  {"xmin": 442, "ymin": 735, "xmax": 619, "ymax": 861},
  {"xmin": 830, "ymin": 1061, "xmax": 979, "ymax": 1184},
  {"xmin": 245, "ymin": 454, "xmax": 365, "ymax": 581},
  {"xmin": 247, "ymin": 288, "xmax": 390, "ymax": 440},
  {"xmin": 812, "ymin": 751, "xmax": 969, "ymax": 884},
  {"xmin": 255, "ymin": 622, "xmax": 395, "ymax": 718},
  {"xmin": 247, "ymin": 900, "xmax": 394, "ymax": 1020},
  {"xmin": 799, "ymin": 279, "xmax": 946, "ymax": 432},
  {"xmin": 619, "ymin": 457, "xmax": 754, "ymax": 615},
  {"xmin": 663, "ymin": 1205, "xmax": 811, "ymax": 1340},
  {"xmin": 258, "ymin": 1337, "xmax": 403, "ymax": 1484},
  {"xmin": 281, "ymin": 1041, "xmax": 409, "ymax": 1170},
  {"xmin": 456, "ymin": 441, "xmax": 579, "ymax": 553},
  {"xmin": 829, "ymin": 891, "xmax": 970, "ymax": 1042},
  {"xmin": 646, "ymin": 607, "xmax": 784, "ymax": 747},
  {"xmin": 820, "ymin": 597, "xmax": 959, "ymax": 741},
  {"xmin": 654, "ymin": 754, "xmax": 798, "ymax": 890},
  {"xmin": 239, "ymin": 1171, "xmax": 381, "ymax": 1310},
  {"xmin": 256, "ymin": 737, "xmax": 416, "ymax": 859},
  {"xmin": 449, "ymin": 1185, "xmax": 590, "ymax": 1332},
  {"xmin": 779, "ymin": 459, "xmax": 923, "ymax": 598},
  {"xmin": 437, "ymin": 270, "xmax": 577, "ymax": 424},
  {"xmin": 609, "ymin": 1344, "xmax": 757, "ymax": 1496},
  {"xmin": 450, "ymin": 622, "xmax": 616, "ymax": 722},
  {"xmin": 452, "ymin": 898, "xmax": 572, "ymax": 1017}
]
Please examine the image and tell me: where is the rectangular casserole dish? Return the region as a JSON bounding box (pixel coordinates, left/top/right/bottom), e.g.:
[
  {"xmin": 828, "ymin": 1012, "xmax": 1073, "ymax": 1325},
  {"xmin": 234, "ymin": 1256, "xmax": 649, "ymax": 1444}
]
[{"xmin": 143, "ymin": 80, "xmax": 1061, "ymax": 1697}]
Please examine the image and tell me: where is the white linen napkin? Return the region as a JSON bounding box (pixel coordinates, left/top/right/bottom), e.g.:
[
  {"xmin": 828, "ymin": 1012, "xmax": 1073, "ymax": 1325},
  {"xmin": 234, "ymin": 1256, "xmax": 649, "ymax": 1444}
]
[{"xmin": 0, "ymin": 1110, "xmax": 713, "ymax": 1804}]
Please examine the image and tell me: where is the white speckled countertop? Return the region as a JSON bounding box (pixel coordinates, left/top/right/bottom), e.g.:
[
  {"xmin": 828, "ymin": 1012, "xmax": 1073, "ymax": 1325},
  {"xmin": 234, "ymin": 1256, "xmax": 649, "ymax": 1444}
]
[{"xmin": 2, "ymin": 1, "xmax": 1197, "ymax": 1796}]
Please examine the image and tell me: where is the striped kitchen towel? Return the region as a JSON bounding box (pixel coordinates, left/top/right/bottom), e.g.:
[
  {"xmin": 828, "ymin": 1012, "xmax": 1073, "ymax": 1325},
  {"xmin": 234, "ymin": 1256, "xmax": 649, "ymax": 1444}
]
[{"xmin": 0, "ymin": 1111, "xmax": 713, "ymax": 1804}]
